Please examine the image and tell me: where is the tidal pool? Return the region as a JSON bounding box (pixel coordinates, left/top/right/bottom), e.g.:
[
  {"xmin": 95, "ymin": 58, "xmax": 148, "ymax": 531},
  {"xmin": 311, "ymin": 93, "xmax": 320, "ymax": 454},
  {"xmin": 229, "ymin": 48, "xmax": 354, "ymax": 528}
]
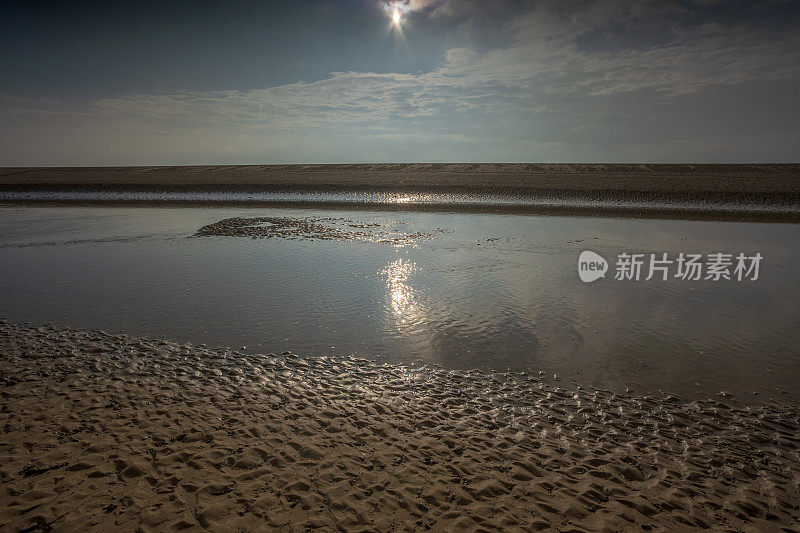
[{"xmin": 1, "ymin": 205, "xmax": 798, "ymax": 401}]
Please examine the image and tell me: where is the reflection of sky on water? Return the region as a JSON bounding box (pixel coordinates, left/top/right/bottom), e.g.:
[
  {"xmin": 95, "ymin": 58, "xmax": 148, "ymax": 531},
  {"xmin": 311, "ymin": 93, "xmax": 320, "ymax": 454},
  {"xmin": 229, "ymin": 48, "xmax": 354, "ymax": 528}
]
[{"xmin": 1, "ymin": 205, "xmax": 799, "ymax": 401}]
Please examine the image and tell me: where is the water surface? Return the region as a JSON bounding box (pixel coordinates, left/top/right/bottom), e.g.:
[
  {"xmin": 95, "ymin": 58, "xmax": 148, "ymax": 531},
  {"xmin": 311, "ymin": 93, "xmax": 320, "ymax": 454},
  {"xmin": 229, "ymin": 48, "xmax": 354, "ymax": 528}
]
[
  {"xmin": 1, "ymin": 205, "xmax": 798, "ymax": 401},
  {"xmin": 2, "ymin": 189, "xmax": 798, "ymax": 219}
]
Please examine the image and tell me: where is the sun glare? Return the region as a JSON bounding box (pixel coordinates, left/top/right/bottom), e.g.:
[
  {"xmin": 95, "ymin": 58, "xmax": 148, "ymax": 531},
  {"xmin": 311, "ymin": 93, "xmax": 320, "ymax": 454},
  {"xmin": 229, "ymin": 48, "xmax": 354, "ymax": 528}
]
[{"xmin": 392, "ymin": 10, "xmax": 401, "ymax": 25}]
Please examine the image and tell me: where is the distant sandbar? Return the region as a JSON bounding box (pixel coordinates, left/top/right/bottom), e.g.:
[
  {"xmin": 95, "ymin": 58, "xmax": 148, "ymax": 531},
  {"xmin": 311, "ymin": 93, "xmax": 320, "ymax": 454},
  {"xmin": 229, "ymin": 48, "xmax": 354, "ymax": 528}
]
[{"xmin": 1, "ymin": 164, "xmax": 799, "ymax": 220}]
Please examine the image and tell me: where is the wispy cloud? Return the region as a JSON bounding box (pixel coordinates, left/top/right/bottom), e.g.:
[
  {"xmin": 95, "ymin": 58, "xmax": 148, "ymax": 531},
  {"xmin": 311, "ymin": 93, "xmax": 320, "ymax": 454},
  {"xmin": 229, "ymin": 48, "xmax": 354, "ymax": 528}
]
[
  {"xmin": 2, "ymin": 0, "xmax": 799, "ymax": 164},
  {"xmin": 88, "ymin": 19, "xmax": 799, "ymax": 127}
]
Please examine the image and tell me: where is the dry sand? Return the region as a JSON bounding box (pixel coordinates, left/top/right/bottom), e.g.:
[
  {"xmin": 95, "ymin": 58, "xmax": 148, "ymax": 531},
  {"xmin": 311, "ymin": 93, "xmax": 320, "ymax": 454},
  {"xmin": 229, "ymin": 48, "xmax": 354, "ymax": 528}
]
[{"xmin": 1, "ymin": 320, "xmax": 799, "ymax": 532}]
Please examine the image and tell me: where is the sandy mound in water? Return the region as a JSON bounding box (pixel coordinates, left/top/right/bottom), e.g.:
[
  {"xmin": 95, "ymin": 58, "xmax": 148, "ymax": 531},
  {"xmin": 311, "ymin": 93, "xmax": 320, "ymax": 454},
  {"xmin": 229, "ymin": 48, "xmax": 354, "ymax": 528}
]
[
  {"xmin": 194, "ymin": 216, "xmax": 432, "ymax": 244},
  {"xmin": 1, "ymin": 321, "xmax": 798, "ymax": 531}
]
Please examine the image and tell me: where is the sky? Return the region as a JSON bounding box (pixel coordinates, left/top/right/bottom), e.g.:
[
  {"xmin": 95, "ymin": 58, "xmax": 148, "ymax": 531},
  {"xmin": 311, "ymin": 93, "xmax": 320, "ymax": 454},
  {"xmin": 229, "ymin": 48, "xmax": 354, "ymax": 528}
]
[{"xmin": 1, "ymin": 0, "xmax": 799, "ymax": 165}]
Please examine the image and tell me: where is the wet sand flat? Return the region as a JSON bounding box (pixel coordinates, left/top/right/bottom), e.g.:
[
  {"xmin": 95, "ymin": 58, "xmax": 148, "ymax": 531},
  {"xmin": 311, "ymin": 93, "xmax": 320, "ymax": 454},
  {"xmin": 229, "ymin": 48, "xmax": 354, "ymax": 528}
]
[
  {"xmin": 2, "ymin": 164, "xmax": 799, "ymax": 195},
  {"xmin": 1, "ymin": 321, "xmax": 798, "ymax": 531},
  {"xmin": 3, "ymin": 164, "xmax": 799, "ymax": 221}
]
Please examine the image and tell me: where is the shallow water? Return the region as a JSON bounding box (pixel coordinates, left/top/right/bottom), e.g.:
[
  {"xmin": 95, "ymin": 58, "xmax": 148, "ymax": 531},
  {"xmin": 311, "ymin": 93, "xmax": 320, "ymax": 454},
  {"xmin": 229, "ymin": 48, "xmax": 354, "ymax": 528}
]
[
  {"xmin": 2, "ymin": 189, "xmax": 798, "ymax": 218},
  {"xmin": 1, "ymin": 205, "xmax": 799, "ymax": 400}
]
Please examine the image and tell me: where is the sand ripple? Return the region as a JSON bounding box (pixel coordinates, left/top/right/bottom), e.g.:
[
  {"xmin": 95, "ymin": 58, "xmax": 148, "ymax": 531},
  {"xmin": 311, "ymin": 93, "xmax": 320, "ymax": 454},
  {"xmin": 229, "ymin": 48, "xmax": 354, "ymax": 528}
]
[{"xmin": 1, "ymin": 321, "xmax": 799, "ymax": 531}]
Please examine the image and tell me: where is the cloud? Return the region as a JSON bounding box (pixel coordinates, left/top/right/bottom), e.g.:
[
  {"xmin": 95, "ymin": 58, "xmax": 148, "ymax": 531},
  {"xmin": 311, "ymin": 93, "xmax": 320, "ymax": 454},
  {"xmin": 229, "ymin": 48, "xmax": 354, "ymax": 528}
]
[
  {"xmin": 2, "ymin": 0, "xmax": 799, "ymax": 164},
  {"xmin": 444, "ymin": 48, "xmax": 479, "ymax": 67},
  {"xmin": 85, "ymin": 18, "xmax": 797, "ymax": 128},
  {"xmin": 383, "ymin": 0, "xmax": 440, "ymax": 13}
]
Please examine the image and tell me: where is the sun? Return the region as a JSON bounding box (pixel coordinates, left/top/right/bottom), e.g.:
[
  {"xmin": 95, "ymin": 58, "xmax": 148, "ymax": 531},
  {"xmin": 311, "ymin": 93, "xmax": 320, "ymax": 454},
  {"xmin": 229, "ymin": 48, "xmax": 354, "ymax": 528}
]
[{"xmin": 392, "ymin": 9, "xmax": 401, "ymax": 25}]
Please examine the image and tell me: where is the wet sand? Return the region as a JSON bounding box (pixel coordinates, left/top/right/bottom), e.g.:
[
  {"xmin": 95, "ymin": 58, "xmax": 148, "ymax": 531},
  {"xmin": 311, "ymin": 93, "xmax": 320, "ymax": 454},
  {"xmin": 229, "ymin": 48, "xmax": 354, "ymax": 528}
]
[
  {"xmin": 1, "ymin": 164, "xmax": 799, "ymax": 220},
  {"xmin": 193, "ymin": 216, "xmax": 433, "ymax": 244},
  {"xmin": 2, "ymin": 164, "xmax": 799, "ymax": 194},
  {"xmin": 1, "ymin": 321, "xmax": 798, "ymax": 531}
]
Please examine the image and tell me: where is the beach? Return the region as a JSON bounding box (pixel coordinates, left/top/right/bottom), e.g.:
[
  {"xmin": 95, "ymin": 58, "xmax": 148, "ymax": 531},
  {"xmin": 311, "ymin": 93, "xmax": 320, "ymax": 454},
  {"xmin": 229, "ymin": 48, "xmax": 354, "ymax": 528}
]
[
  {"xmin": 5, "ymin": 0, "xmax": 800, "ymax": 530},
  {"xmin": 2, "ymin": 320, "xmax": 798, "ymax": 531},
  {"xmin": 3, "ymin": 164, "xmax": 800, "ymax": 194},
  {"xmin": 2, "ymin": 164, "xmax": 800, "ymax": 221}
]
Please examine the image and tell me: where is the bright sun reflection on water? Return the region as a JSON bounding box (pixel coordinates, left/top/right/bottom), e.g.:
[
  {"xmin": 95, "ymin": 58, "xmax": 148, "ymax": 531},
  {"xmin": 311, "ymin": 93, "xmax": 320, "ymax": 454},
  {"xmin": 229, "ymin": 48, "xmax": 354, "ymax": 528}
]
[{"xmin": 381, "ymin": 258, "xmax": 418, "ymax": 323}]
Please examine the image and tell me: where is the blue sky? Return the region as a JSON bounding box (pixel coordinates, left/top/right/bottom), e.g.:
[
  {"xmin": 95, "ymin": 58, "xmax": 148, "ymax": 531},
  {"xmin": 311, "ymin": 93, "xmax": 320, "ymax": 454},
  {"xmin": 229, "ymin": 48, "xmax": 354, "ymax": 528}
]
[{"xmin": 1, "ymin": 0, "xmax": 799, "ymax": 165}]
